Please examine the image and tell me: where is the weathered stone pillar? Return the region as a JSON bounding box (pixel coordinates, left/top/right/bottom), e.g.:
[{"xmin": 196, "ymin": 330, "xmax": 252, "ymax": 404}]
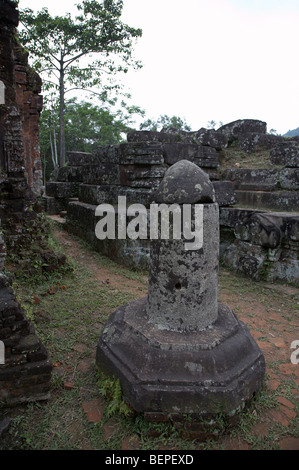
[
  {"xmin": 96, "ymin": 160, "xmax": 265, "ymax": 418},
  {"xmin": 146, "ymin": 160, "xmax": 219, "ymax": 332}
]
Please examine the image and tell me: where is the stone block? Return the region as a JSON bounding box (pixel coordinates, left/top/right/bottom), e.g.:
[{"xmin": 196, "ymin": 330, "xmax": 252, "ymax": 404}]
[
  {"xmin": 43, "ymin": 195, "xmax": 67, "ymax": 215},
  {"xmin": 217, "ymin": 119, "xmax": 267, "ymax": 144},
  {"xmin": 82, "ymin": 163, "xmax": 120, "ymax": 186},
  {"xmin": 67, "ymin": 200, "xmax": 97, "ymax": 231},
  {"xmin": 219, "ymin": 207, "xmax": 263, "ymax": 228},
  {"xmin": 193, "ymin": 128, "xmax": 228, "ymax": 150},
  {"xmin": 78, "ymin": 184, "xmax": 155, "ymax": 207},
  {"xmin": 223, "ymin": 168, "xmax": 279, "ymax": 191},
  {"xmin": 234, "ymin": 213, "xmax": 283, "ymax": 249},
  {"xmin": 66, "ymin": 151, "xmax": 93, "ymax": 166},
  {"xmin": 238, "ymin": 133, "xmax": 283, "ymax": 153},
  {"xmin": 235, "ymin": 189, "xmax": 299, "ymax": 211},
  {"xmin": 78, "ymin": 184, "xmax": 116, "ymax": 205},
  {"xmin": 212, "ymin": 181, "xmax": 236, "ymax": 206},
  {"xmin": 284, "ymin": 214, "xmax": 299, "ymax": 241},
  {"xmin": 12, "ymin": 334, "xmax": 41, "ymax": 354},
  {"xmin": 119, "ymin": 187, "xmax": 156, "ymax": 206},
  {"xmin": 279, "ymin": 168, "xmax": 299, "ymax": 190},
  {"xmin": 266, "ymin": 248, "xmax": 299, "ymax": 284},
  {"xmin": 222, "ymin": 209, "xmax": 299, "ymax": 241},
  {"xmin": 45, "ymin": 181, "xmax": 79, "ymax": 199},
  {"xmin": 91, "ymin": 145, "xmax": 120, "ymax": 164},
  {"xmin": 67, "ymin": 201, "xmax": 150, "ymax": 269},
  {"xmin": 270, "ymin": 141, "xmax": 299, "ymax": 167},
  {"xmin": 56, "ymin": 166, "xmax": 84, "ymax": 183},
  {"xmin": 119, "ymin": 142, "xmax": 164, "ymax": 165},
  {"xmin": 127, "ymin": 130, "xmax": 182, "ymax": 143},
  {"xmin": 222, "ymin": 240, "xmax": 267, "ymax": 279},
  {"xmin": 163, "ymin": 142, "xmax": 220, "ymax": 168},
  {"xmin": 119, "ymin": 165, "xmax": 166, "ymax": 187}
]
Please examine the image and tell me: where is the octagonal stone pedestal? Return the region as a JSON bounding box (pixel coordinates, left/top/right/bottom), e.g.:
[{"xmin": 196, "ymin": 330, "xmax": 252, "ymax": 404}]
[
  {"xmin": 96, "ymin": 297, "xmax": 265, "ymax": 416},
  {"xmin": 96, "ymin": 160, "xmax": 265, "ymax": 418}
]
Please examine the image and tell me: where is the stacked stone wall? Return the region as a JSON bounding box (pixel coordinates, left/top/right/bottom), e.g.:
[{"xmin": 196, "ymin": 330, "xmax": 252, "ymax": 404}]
[
  {"xmin": 45, "ymin": 116, "xmax": 298, "ymax": 284},
  {"xmin": 45, "ymin": 131, "xmax": 236, "ymax": 269}
]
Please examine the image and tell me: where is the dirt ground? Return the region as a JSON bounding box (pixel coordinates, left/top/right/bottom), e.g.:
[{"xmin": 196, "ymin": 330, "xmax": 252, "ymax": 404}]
[
  {"xmin": 1, "ymin": 221, "xmax": 298, "ymax": 450},
  {"xmin": 52, "ymin": 223, "xmax": 299, "ymax": 450}
]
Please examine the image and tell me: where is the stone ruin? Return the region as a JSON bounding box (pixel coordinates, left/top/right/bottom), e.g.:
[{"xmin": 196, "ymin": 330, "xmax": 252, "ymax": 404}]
[
  {"xmin": 45, "ymin": 119, "xmax": 299, "ymax": 285},
  {"xmin": 0, "ymin": 0, "xmax": 52, "ymax": 408},
  {"xmin": 96, "ymin": 160, "xmax": 266, "ymax": 425}
]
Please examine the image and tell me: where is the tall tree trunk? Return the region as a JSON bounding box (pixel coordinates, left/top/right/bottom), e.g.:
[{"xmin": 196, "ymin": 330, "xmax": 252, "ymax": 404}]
[
  {"xmin": 53, "ymin": 125, "xmax": 58, "ymax": 166},
  {"xmin": 59, "ymin": 55, "xmax": 65, "ymax": 167},
  {"xmin": 49, "ymin": 132, "xmax": 55, "ymax": 168}
]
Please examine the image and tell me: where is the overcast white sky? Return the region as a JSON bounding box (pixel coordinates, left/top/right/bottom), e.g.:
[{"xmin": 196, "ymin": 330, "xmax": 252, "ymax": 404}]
[{"xmin": 19, "ymin": 0, "xmax": 299, "ymax": 134}]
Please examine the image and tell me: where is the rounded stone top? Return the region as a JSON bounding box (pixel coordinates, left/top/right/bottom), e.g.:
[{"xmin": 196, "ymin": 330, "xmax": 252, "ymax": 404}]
[{"xmin": 154, "ymin": 160, "xmax": 216, "ymax": 204}]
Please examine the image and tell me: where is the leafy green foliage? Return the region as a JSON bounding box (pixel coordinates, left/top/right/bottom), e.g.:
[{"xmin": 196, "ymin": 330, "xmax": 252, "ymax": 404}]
[
  {"xmin": 39, "ymin": 98, "xmax": 144, "ymax": 180},
  {"xmin": 139, "ymin": 114, "xmax": 192, "ymax": 132},
  {"xmin": 19, "ymin": 0, "xmax": 142, "ymax": 166},
  {"xmin": 97, "ymin": 370, "xmax": 132, "ymax": 417},
  {"xmin": 64, "ymin": 98, "xmax": 144, "ymax": 150}
]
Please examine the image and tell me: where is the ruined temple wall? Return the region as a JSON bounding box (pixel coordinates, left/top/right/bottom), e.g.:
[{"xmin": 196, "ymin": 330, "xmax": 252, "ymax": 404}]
[
  {"xmin": 0, "ymin": 0, "xmax": 43, "ymax": 196},
  {"xmin": 0, "ymin": 0, "xmax": 52, "ymax": 406},
  {"xmin": 14, "ymin": 41, "xmax": 43, "ymax": 196},
  {"xmin": 219, "ymin": 140, "xmax": 299, "ymax": 284},
  {"xmin": 44, "ymin": 121, "xmax": 298, "ymax": 284},
  {"xmin": 44, "ymin": 135, "xmax": 236, "ymax": 270},
  {"xmin": 220, "ymin": 208, "xmax": 299, "ymax": 284}
]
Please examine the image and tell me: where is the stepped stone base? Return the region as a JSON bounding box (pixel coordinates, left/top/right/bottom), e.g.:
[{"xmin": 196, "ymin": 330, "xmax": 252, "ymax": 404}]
[
  {"xmin": 96, "ymin": 297, "xmax": 265, "ymax": 416},
  {"xmin": 220, "ymin": 207, "xmax": 299, "ymax": 284},
  {"xmin": 0, "ymin": 275, "xmax": 52, "ymax": 406},
  {"xmin": 66, "ymin": 201, "xmax": 150, "ymax": 269},
  {"xmin": 235, "ymin": 190, "xmax": 299, "ymax": 211}
]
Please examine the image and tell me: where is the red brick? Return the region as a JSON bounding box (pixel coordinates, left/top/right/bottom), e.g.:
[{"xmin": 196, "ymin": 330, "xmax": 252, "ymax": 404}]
[
  {"xmin": 271, "ymin": 337, "xmax": 286, "ymax": 348},
  {"xmin": 268, "ymin": 409, "xmax": 290, "ymax": 427},
  {"xmin": 77, "ymin": 359, "xmax": 93, "ymax": 374},
  {"xmin": 279, "ymin": 438, "xmax": 299, "ymax": 450},
  {"xmin": 15, "ymin": 70, "xmax": 27, "ymax": 84},
  {"xmin": 144, "ymin": 412, "xmax": 169, "ymax": 422},
  {"xmin": 267, "ymin": 379, "xmax": 280, "ymax": 391},
  {"xmin": 278, "ymin": 363, "xmax": 299, "ymax": 376},
  {"xmin": 102, "ymin": 419, "xmax": 119, "ymax": 440},
  {"xmin": 276, "ymin": 396, "xmax": 295, "ymax": 409},
  {"xmin": 82, "ymin": 399, "xmax": 104, "ymax": 423},
  {"xmin": 63, "ymin": 380, "xmax": 75, "ymax": 390},
  {"xmin": 279, "ymin": 405, "xmax": 297, "ymax": 421},
  {"xmin": 121, "ymin": 435, "xmax": 141, "ymax": 450}
]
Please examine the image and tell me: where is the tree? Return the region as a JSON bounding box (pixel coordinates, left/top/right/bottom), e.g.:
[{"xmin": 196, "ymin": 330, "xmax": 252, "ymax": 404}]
[
  {"xmin": 139, "ymin": 114, "xmax": 192, "ymax": 132},
  {"xmin": 39, "ymin": 97, "xmax": 144, "ymax": 181},
  {"xmin": 206, "ymin": 120, "xmax": 223, "ymax": 129},
  {"xmin": 63, "ymin": 98, "xmax": 144, "ymax": 150},
  {"xmin": 19, "ymin": 0, "xmax": 142, "ymax": 167}
]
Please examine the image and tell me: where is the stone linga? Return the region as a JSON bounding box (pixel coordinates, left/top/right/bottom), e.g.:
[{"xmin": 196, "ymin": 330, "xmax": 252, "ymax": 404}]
[
  {"xmin": 96, "ymin": 160, "xmax": 265, "ymax": 418},
  {"xmin": 153, "ymin": 159, "xmax": 216, "ymax": 204}
]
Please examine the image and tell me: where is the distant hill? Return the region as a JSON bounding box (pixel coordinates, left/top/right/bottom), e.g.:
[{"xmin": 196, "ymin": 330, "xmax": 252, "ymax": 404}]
[{"xmin": 284, "ymin": 127, "xmax": 299, "ymax": 137}]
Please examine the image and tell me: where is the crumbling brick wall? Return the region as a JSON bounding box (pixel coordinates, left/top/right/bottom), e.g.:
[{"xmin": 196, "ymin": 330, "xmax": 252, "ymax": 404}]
[
  {"xmin": 0, "ymin": 0, "xmax": 43, "ymax": 196},
  {"xmin": 14, "ymin": 40, "xmax": 43, "ymax": 197},
  {"xmin": 0, "ymin": 0, "xmax": 52, "ymax": 406}
]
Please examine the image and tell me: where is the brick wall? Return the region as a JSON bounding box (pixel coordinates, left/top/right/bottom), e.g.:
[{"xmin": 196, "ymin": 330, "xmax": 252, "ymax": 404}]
[{"xmin": 0, "ymin": 0, "xmax": 52, "ymax": 406}]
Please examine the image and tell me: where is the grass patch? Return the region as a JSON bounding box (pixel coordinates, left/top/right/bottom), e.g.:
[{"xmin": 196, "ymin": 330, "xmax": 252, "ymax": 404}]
[{"xmin": 1, "ymin": 226, "xmax": 298, "ymax": 450}]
